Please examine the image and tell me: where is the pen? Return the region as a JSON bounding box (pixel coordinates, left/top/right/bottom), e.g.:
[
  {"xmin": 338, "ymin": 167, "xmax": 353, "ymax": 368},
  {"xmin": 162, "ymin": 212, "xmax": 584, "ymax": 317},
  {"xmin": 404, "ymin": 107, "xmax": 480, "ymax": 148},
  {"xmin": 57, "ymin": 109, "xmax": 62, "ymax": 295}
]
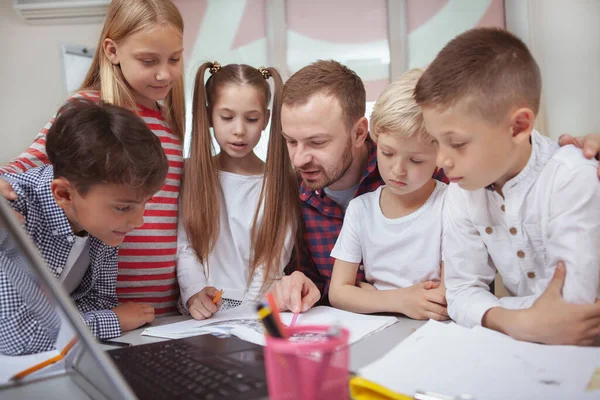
[
  {"xmin": 256, "ymin": 303, "xmax": 284, "ymax": 338},
  {"xmin": 290, "ymin": 313, "xmax": 299, "ymax": 328},
  {"xmin": 414, "ymin": 391, "xmax": 475, "ymax": 400},
  {"xmin": 266, "ymin": 292, "xmax": 287, "ymax": 338},
  {"xmin": 212, "ymin": 289, "xmax": 224, "ymax": 304},
  {"xmin": 11, "ymin": 337, "xmax": 79, "ymax": 381},
  {"xmin": 100, "ymin": 340, "xmax": 133, "ymax": 348}
]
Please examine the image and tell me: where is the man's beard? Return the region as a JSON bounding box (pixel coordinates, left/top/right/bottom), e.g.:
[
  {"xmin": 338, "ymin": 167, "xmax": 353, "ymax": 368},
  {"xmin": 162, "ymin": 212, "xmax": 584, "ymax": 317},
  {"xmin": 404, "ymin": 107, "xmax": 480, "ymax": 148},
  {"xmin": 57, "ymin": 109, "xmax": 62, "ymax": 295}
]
[{"xmin": 298, "ymin": 136, "xmax": 354, "ymax": 190}]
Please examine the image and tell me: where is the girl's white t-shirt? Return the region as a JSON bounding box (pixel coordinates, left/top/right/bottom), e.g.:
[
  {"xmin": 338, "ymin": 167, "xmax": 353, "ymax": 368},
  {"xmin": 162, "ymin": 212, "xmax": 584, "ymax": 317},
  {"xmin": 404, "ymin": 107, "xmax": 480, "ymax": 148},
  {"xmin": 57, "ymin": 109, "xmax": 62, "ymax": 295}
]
[
  {"xmin": 331, "ymin": 181, "xmax": 447, "ymax": 290},
  {"xmin": 176, "ymin": 171, "xmax": 293, "ymax": 309}
]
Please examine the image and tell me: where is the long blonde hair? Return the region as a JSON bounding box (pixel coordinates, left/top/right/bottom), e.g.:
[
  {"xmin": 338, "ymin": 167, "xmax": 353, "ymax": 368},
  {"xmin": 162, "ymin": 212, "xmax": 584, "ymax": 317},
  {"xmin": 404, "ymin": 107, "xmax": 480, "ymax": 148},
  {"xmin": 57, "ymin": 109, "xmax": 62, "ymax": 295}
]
[
  {"xmin": 183, "ymin": 63, "xmax": 300, "ymax": 294},
  {"xmin": 80, "ymin": 0, "xmax": 185, "ymax": 139}
]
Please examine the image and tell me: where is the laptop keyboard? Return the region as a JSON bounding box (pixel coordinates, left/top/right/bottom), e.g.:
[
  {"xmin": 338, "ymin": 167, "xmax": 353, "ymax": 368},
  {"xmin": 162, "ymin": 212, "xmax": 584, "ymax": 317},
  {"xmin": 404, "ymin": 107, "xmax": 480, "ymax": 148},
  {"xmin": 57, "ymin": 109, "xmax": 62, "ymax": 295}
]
[{"xmin": 109, "ymin": 340, "xmax": 267, "ymax": 400}]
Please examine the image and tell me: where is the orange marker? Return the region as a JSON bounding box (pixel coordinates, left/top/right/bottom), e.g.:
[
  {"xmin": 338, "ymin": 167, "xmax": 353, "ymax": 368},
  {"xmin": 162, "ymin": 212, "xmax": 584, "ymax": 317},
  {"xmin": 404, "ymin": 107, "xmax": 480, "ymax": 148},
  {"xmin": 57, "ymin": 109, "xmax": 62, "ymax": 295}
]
[
  {"xmin": 266, "ymin": 292, "xmax": 288, "ymax": 338},
  {"xmin": 11, "ymin": 337, "xmax": 79, "ymax": 381},
  {"xmin": 212, "ymin": 289, "xmax": 224, "ymax": 304}
]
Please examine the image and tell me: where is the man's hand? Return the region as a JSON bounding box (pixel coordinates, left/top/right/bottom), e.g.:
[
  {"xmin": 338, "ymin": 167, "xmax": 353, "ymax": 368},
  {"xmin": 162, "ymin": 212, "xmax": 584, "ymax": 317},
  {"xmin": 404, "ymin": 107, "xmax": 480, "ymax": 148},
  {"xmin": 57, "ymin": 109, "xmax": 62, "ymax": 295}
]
[
  {"xmin": 186, "ymin": 287, "xmax": 222, "ymax": 320},
  {"xmin": 272, "ymin": 271, "xmax": 320, "ymax": 313},
  {"xmin": 112, "ymin": 302, "xmax": 155, "ymax": 332},
  {"xmin": 518, "ymin": 262, "xmax": 600, "ymax": 345},
  {"xmin": 559, "ymin": 133, "xmax": 600, "ymax": 177}
]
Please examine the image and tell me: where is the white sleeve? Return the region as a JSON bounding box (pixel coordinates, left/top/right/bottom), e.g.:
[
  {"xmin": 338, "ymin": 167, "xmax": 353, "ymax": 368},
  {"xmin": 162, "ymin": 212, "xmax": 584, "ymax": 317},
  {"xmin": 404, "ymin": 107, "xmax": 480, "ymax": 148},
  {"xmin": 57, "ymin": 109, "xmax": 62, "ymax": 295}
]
[
  {"xmin": 498, "ymin": 295, "xmax": 536, "ymax": 310},
  {"xmin": 330, "ymin": 199, "xmax": 363, "ymax": 263},
  {"xmin": 176, "ymin": 215, "xmax": 208, "ymax": 309},
  {"xmin": 546, "ymin": 160, "xmax": 600, "ymax": 303},
  {"xmin": 245, "ymin": 219, "xmax": 296, "ymax": 302},
  {"xmin": 443, "ymin": 185, "xmax": 500, "ymax": 328}
]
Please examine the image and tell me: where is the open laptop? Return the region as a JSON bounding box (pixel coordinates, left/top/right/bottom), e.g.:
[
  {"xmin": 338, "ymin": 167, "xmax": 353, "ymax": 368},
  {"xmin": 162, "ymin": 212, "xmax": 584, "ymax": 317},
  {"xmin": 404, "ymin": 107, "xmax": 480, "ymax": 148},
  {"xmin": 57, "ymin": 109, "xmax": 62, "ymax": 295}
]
[{"xmin": 0, "ymin": 198, "xmax": 269, "ymax": 400}]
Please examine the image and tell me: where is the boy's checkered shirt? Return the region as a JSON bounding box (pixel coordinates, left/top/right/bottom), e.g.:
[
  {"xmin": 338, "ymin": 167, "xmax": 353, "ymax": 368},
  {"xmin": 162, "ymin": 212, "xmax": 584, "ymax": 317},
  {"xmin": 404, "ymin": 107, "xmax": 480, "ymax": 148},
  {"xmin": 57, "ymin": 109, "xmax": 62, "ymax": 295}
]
[{"xmin": 0, "ymin": 166, "xmax": 121, "ymax": 355}]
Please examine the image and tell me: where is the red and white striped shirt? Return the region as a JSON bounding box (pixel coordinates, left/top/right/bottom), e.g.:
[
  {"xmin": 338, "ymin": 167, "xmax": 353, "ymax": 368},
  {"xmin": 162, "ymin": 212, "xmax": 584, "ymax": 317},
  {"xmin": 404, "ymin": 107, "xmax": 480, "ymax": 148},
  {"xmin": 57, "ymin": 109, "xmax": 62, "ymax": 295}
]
[{"xmin": 0, "ymin": 91, "xmax": 183, "ymax": 315}]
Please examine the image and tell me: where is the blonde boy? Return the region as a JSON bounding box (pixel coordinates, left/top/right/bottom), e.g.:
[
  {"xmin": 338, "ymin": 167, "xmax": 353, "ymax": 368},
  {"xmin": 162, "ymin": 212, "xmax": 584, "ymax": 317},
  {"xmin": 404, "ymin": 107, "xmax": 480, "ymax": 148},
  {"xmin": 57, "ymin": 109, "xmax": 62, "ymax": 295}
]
[
  {"xmin": 415, "ymin": 28, "xmax": 600, "ymax": 345},
  {"xmin": 329, "ymin": 69, "xmax": 448, "ymax": 320}
]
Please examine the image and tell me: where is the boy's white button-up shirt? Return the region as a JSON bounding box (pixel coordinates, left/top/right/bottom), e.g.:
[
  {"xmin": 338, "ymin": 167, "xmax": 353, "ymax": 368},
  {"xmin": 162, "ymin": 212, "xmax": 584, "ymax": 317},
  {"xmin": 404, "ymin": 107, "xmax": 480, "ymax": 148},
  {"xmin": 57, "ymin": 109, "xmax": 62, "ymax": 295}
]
[{"xmin": 444, "ymin": 130, "xmax": 600, "ymax": 328}]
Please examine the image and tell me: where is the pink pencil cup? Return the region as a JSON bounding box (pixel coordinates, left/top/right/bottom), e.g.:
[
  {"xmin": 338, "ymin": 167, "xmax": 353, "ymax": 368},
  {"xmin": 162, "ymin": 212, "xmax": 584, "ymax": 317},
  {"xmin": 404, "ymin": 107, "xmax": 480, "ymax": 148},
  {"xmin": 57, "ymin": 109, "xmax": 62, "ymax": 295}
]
[{"xmin": 264, "ymin": 325, "xmax": 350, "ymax": 400}]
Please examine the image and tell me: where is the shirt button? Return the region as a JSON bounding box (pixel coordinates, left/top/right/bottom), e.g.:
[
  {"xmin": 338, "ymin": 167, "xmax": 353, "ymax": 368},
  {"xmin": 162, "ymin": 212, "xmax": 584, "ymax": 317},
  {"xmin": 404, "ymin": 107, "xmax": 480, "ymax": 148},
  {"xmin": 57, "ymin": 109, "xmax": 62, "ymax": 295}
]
[
  {"xmin": 67, "ymin": 236, "xmax": 74, "ymax": 243},
  {"xmin": 500, "ymin": 205, "xmax": 505, "ymax": 212},
  {"xmin": 509, "ymin": 227, "xmax": 517, "ymax": 235},
  {"xmin": 56, "ymin": 267, "xmax": 63, "ymax": 274},
  {"xmin": 52, "ymin": 230, "xmax": 58, "ymax": 235},
  {"xmin": 527, "ymin": 271, "xmax": 536, "ymax": 279},
  {"xmin": 324, "ymin": 207, "xmax": 329, "ymax": 212},
  {"xmin": 485, "ymin": 227, "xmax": 493, "ymax": 234},
  {"xmin": 517, "ymin": 250, "xmax": 525, "ymax": 258},
  {"xmin": 359, "ymin": 265, "xmax": 364, "ymax": 271}
]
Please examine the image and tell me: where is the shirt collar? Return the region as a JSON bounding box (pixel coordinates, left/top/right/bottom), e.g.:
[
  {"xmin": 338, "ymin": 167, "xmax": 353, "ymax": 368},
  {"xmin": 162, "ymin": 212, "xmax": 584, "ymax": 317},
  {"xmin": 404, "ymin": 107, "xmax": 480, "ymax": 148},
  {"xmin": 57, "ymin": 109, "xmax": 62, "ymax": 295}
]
[
  {"xmin": 38, "ymin": 166, "xmax": 75, "ymax": 237},
  {"xmin": 488, "ymin": 130, "xmax": 553, "ymax": 194},
  {"xmin": 503, "ymin": 130, "xmax": 546, "ymax": 191},
  {"xmin": 485, "ymin": 132, "xmax": 541, "ymax": 192}
]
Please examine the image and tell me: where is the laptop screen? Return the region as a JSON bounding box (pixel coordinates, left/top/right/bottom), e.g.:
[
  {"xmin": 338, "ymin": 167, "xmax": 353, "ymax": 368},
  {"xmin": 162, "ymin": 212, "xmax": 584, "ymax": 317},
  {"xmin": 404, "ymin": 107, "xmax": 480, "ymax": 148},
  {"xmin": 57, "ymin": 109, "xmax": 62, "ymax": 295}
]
[{"xmin": 0, "ymin": 199, "xmax": 134, "ymax": 399}]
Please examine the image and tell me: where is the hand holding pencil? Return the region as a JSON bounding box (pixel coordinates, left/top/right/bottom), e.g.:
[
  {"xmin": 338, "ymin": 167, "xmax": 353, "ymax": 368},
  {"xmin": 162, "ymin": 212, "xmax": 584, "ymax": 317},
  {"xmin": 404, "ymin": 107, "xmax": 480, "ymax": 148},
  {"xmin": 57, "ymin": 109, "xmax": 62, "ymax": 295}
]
[{"xmin": 186, "ymin": 286, "xmax": 223, "ymax": 320}]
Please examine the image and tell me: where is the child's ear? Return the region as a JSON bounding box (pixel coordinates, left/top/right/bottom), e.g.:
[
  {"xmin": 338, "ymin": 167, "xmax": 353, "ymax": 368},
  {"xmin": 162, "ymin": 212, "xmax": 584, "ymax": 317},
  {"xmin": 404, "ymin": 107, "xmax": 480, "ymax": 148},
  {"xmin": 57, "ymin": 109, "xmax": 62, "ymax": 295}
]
[
  {"xmin": 510, "ymin": 107, "xmax": 535, "ymax": 144},
  {"xmin": 263, "ymin": 109, "xmax": 271, "ymax": 130},
  {"xmin": 51, "ymin": 178, "xmax": 75, "ymax": 210},
  {"xmin": 102, "ymin": 38, "xmax": 120, "ymax": 65}
]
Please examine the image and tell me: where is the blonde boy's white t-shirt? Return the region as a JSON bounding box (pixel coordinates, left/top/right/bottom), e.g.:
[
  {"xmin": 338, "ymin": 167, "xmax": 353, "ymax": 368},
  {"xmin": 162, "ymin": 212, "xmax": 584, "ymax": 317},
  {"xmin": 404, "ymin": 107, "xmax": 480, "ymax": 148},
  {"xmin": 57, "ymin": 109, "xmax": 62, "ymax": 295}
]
[
  {"xmin": 176, "ymin": 171, "xmax": 293, "ymax": 309},
  {"xmin": 331, "ymin": 181, "xmax": 447, "ymax": 290}
]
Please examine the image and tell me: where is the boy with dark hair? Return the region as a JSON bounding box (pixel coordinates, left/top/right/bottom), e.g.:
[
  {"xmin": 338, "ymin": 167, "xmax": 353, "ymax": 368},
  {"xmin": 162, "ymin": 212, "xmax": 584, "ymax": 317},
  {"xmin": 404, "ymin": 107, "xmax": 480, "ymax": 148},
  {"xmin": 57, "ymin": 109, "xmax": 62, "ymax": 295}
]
[{"xmin": 0, "ymin": 99, "xmax": 168, "ymax": 355}]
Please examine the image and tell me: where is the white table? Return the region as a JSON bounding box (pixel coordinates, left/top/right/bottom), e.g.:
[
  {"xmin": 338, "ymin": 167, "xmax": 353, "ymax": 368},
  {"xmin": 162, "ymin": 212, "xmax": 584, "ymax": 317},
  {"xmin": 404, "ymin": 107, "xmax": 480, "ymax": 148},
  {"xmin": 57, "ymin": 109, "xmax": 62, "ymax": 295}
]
[{"xmin": 2, "ymin": 315, "xmax": 427, "ymax": 398}]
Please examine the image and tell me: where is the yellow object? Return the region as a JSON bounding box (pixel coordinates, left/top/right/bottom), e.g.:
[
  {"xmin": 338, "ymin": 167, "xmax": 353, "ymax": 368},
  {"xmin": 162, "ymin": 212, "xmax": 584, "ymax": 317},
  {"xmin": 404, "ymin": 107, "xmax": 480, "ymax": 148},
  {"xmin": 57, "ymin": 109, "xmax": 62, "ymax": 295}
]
[
  {"xmin": 586, "ymin": 367, "xmax": 600, "ymax": 392},
  {"xmin": 350, "ymin": 376, "xmax": 413, "ymax": 400},
  {"xmin": 11, "ymin": 337, "xmax": 79, "ymax": 381},
  {"xmin": 212, "ymin": 289, "xmax": 224, "ymax": 304}
]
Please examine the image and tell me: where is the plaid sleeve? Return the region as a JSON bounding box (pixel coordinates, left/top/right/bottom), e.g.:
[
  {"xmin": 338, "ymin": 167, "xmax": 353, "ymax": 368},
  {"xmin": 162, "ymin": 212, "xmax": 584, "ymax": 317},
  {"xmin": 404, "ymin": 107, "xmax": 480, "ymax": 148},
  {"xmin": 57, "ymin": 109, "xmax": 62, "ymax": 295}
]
[
  {"xmin": 0, "ymin": 251, "xmax": 61, "ymax": 355},
  {"xmin": 74, "ymin": 244, "xmax": 121, "ymax": 339},
  {"xmin": 81, "ymin": 309, "xmax": 121, "ymax": 339},
  {"xmin": 433, "ymin": 167, "xmax": 449, "ymax": 184}
]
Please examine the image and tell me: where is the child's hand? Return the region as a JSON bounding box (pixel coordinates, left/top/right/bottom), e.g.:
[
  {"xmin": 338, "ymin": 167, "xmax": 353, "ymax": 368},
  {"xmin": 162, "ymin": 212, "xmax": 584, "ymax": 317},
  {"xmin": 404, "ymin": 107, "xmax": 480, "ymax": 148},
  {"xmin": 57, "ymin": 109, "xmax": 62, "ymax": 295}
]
[
  {"xmin": 186, "ymin": 286, "xmax": 222, "ymax": 320},
  {"xmin": 0, "ymin": 179, "xmax": 24, "ymax": 223},
  {"xmin": 428, "ymin": 278, "xmax": 447, "ymax": 298},
  {"xmin": 112, "ymin": 302, "xmax": 155, "ymax": 332},
  {"xmin": 395, "ymin": 281, "xmax": 449, "ymax": 321}
]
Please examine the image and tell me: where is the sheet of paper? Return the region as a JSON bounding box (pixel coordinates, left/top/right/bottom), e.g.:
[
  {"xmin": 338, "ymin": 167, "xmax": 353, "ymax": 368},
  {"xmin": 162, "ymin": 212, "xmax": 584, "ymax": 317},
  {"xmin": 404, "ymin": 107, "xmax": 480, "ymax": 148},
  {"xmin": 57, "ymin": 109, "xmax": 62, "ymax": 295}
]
[
  {"xmin": 359, "ymin": 320, "xmax": 600, "ymax": 400},
  {"xmin": 0, "ymin": 350, "xmax": 61, "ymax": 385},
  {"xmin": 141, "ymin": 306, "xmax": 397, "ymax": 346},
  {"xmin": 0, "ymin": 312, "xmax": 76, "ymax": 385}
]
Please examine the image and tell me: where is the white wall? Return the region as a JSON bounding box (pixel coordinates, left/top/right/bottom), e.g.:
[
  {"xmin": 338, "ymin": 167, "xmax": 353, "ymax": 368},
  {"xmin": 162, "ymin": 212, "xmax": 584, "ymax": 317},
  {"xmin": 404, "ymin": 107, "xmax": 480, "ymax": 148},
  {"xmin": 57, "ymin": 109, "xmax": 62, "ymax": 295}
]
[
  {"xmin": 0, "ymin": 2, "xmax": 102, "ymax": 164},
  {"xmin": 506, "ymin": 0, "xmax": 600, "ymax": 139}
]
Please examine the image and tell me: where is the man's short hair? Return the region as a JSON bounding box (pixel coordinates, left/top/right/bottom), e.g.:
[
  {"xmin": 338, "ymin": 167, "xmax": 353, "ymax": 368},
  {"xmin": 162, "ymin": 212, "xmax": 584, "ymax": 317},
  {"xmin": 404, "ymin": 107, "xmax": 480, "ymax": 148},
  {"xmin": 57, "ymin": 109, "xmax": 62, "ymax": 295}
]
[{"xmin": 282, "ymin": 60, "xmax": 366, "ymax": 130}]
